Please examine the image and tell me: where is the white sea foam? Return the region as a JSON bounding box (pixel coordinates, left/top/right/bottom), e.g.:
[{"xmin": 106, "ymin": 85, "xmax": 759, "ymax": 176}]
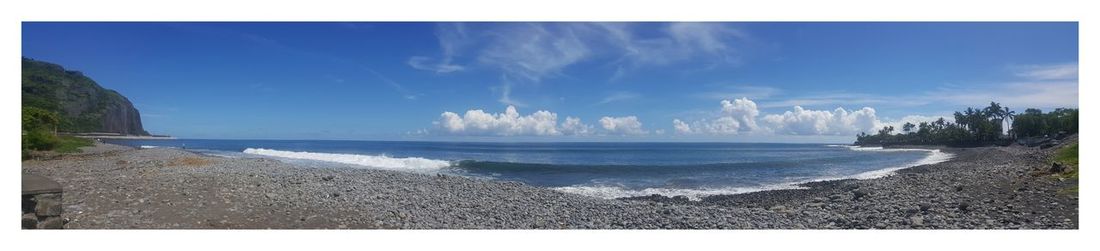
[
  {"xmin": 139, "ymin": 145, "xmax": 159, "ymax": 149},
  {"xmin": 242, "ymin": 148, "xmax": 452, "ymax": 170},
  {"xmin": 846, "ymin": 149, "xmax": 954, "ymax": 179},
  {"xmin": 555, "ymin": 146, "xmax": 956, "ymax": 200},
  {"xmin": 553, "ymin": 183, "xmax": 806, "ymax": 201}
]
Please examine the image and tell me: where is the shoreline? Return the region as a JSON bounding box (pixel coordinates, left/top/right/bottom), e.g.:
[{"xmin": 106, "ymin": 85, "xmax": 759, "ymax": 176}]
[{"xmin": 21, "ymin": 141, "xmax": 1077, "ymax": 229}]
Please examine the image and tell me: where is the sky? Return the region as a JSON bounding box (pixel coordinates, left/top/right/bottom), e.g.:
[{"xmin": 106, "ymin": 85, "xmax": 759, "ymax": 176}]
[{"xmin": 21, "ymin": 22, "xmax": 1079, "ymax": 143}]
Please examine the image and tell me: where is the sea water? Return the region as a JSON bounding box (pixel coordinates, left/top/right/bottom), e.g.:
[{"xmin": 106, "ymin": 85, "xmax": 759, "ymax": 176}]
[{"xmin": 107, "ymin": 139, "xmax": 952, "ymax": 200}]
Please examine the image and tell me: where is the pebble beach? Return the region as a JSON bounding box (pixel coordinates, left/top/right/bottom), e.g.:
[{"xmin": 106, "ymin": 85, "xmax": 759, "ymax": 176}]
[{"xmin": 21, "ymin": 140, "xmax": 1078, "ymax": 229}]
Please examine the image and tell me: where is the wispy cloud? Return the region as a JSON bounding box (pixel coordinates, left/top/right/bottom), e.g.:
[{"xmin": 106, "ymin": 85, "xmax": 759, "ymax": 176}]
[
  {"xmin": 1013, "ymin": 62, "xmax": 1078, "ymax": 80},
  {"xmin": 412, "ymin": 23, "xmax": 750, "ymax": 106},
  {"xmin": 694, "ymin": 85, "xmax": 781, "ymax": 101},
  {"xmin": 596, "ymin": 91, "xmax": 641, "ymax": 105},
  {"xmin": 365, "ymin": 68, "xmax": 421, "ymax": 100},
  {"xmin": 922, "ymin": 81, "xmax": 1078, "ymax": 109}
]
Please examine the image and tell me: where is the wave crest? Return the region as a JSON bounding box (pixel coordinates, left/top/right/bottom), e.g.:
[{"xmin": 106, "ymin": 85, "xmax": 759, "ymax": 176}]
[
  {"xmin": 242, "ymin": 148, "xmax": 452, "ymax": 170},
  {"xmin": 554, "ymin": 183, "xmax": 805, "ymax": 201}
]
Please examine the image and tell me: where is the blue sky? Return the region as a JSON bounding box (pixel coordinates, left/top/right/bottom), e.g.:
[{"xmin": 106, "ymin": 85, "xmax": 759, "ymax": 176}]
[{"xmin": 22, "ymin": 22, "xmax": 1078, "ymax": 142}]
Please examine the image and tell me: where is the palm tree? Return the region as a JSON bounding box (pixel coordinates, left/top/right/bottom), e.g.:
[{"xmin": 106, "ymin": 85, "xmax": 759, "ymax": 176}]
[{"xmin": 1002, "ymin": 106, "xmax": 1016, "ymax": 138}]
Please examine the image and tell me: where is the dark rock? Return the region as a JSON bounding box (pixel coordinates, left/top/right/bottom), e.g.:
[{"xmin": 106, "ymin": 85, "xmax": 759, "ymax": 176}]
[
  {"xmin": 1050, "ymin": 162, "xmax": 1066, "ymax": 173},
  {"xmin": 22, "ymin": 213, "xmax": 37, "ymax": 229},
  {"xmin": 919, "ymin": 203, "xmax": 932, "ymax": 212},
  {"xmin": 958, "ymin": 202, "xmax": 970, "ymax": 211},
  {"xmin": 321, "ymin": 175, "xmax": 335, "ymax": 181},
  {"xmin": 852, "ymin": 190, "xmax": 868, "ymax": 200}
]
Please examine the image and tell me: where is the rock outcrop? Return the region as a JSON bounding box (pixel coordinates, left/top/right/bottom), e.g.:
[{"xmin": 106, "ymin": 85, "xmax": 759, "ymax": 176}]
[{"xmin": 21, "ymin": 57, "xmax": 149, "ymax": 135}]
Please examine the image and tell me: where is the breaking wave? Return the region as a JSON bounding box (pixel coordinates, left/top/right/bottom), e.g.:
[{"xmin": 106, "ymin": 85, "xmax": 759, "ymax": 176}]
[
  {"xmin": 553, "ymin": 183, "xmax": 806, "ymax": 201},
  {"xmin": 242, "ymin": 148, "xmax": 452, "ymax": 170}
]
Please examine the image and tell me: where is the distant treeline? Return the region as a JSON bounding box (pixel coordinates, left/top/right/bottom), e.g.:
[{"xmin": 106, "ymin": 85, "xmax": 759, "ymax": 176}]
[{"xmin": 855, "ymin": 102, "xmax": 1078, "ymax": 146}]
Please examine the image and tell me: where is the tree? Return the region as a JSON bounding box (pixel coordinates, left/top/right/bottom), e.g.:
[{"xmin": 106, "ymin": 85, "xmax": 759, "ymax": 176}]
[{"xmin": 902, "ymin": 122, "xmax": 916, "ymax": 134}]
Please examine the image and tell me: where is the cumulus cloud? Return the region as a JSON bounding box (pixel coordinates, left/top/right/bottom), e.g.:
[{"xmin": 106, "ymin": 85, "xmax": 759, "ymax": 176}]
[
  {"xmin": 599, "ymin": 116, "xmax": 647, "ymax": 135},
  {"xmin": 720, "ymin": 98, "xmax": 760, "ymax": 131},
  {"xmin": 435, "ymin": 106, "xmax": 648, "ymax": 136},
  {"xmin": 672, "ymin": 119, "xmax": 693, "ymax": 134},
  {"xmin": 560, "ymin": 116, "xmax": 594, "ymax": 135},
  {"xmin": 436, "ymin": 106, "xmax": 562, "ymax": 136},
  {"xmin": 673, "ymin": 98, "xmax": 759, "ymax": 135},
  {"xmin": 760, "ymin": 106, "xmax": 879, "ymax": 136},
  {"xmin": 673, "ymin": 97, "xmax": 887, "ymax": 136}
]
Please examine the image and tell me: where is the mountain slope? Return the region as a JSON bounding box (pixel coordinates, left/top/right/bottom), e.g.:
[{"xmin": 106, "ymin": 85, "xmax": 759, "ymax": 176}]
[{"xmin": 22, "ymin": 57, "xmax": 149, "ymax": 135}]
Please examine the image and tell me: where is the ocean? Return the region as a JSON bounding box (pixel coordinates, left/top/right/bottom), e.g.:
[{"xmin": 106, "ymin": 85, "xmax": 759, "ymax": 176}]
[{"xmin": 105, "ymin": 139, "xmax": 953, "ymax": 199}]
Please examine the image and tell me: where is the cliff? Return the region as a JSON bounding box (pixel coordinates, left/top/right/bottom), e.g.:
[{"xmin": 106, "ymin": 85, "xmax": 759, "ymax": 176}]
[{"xmin": 21, "ymin": 57, "xmax": 149, "ymax": 136}]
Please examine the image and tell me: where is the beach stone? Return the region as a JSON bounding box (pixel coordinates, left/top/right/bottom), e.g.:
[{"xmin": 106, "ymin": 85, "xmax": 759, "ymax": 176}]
[
  {"xmin": 37, "ymin": 217, "xmax": 64, "ymax": 229},
  {"xmin": 958, "ymin": 202, "xmax": 971, "ymax": 212},
  {"xmin": 919, "ymin": 203, "xmax": 932, "ymax": 212},
  {"xmin": 22, "ymin": 213, "xmax": 37, "ymax": 229},
  {"xmin": 852, "ymin": 190, "xmax": 869, "ymax": 200},
  {"xmin": 910, "ymin": 216, "xmax": 924, "ymax": 226},
  {"xmin": 35, "ymin": 196, "xmax": 63, "ymax": 217}
]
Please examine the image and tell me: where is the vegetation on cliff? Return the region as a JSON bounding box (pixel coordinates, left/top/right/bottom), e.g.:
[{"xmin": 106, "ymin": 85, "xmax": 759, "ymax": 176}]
[{"xmin": 22, "ymin": 57, "xmax": 148, "ymax": 135}]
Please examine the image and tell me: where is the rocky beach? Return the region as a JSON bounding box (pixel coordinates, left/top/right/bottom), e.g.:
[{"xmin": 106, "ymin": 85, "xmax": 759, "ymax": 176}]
[{"xmin": 21, "ymin": 140, "xmax": 1078, "ymax": 229}]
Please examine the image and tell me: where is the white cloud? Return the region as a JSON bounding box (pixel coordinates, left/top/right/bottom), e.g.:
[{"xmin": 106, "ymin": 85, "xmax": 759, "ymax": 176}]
[
  {"xmin": 1014, "ymin": 63, "xmax": 1078, "ymax": 80},
  {"xmin": 760, "ymin": 106, "xmax": 879, "ymax": 136},
  {"xmin": 673, "ymin": 98, "xmax": 759, "ymax": 135},
  {"xmin": 720, "ymin": 97, "xmax": 760, "ymax": 131},
  {"xmin": 560, "ymin": 117, "xmax": 594, "ymax": 135},
  {"xmin": 674, "ymin": 97, "xmax": 885, "ymax": 136},
  {"xmin": 599, "ymin": 116, "xmax": 647, "ymax": 135},
  {"xmin": 436, "ymin": 106, "xmax": 621, "ymax": 136},
  {"xmin": 436, "ymin": 106, "xmax": 562, "ymax": 136},
  {"xmin": 672, "ymin": 119, "xmax": 693, "ymax": 134}
]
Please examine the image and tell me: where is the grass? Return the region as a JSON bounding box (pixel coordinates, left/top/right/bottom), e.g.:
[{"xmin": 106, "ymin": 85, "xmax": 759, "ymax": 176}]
[
  {"xmin": 1054, "ymin": 143, "xmax": 1079, "ymax": 179},
  {"xmin": 53, "ymin": 135, "xmax": 94, "ymax": 153},
  {"xmin": 1053, "ymin": 143, "xmax": 1079, "ymax": 195}
]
